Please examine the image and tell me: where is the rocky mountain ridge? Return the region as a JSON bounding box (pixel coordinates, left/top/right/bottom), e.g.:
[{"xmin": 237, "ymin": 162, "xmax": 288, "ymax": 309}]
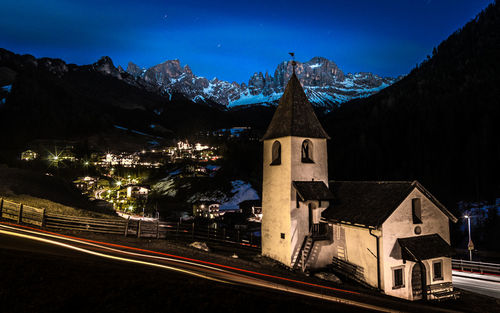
[
  {"xmin": 0, "ymin": 47, "xmax": 397, "ymax": 110},
  {"xmin": 125, "ymin": 56, "xmax": 398, "ymax": 108}
]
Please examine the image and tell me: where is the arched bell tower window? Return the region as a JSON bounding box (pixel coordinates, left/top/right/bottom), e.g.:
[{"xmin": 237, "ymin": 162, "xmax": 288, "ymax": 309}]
[
  {"xmin": 270, "ymin": 140, "xmax": 281, "ymax": 165},
  {"xmin": 301, "ymin": 140, "xmax": 314, "ymax": 163}
]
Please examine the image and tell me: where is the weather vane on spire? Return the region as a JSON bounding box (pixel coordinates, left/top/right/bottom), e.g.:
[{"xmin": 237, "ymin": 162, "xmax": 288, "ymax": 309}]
[{"xmin": 289, "ymin": 52, "xmax": 296, "ymax": 74}]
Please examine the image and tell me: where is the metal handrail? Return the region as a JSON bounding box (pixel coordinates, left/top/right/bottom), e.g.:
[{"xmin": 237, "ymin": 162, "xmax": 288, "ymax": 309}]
[{"xmin": 452, "ymin": 259, "xmax": 500, "ymax": 274}]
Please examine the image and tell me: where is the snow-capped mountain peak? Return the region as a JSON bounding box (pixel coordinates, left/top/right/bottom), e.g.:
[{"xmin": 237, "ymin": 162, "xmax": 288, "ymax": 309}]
[{"xmin": 123, "ymin": 57, "xmax": 398, "ymax": 108}]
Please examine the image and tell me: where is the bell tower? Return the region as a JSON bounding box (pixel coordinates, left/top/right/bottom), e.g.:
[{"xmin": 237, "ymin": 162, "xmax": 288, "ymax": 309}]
[{"xmin": 261, "ymin": 58, "xmax": 332, "ymax": 267}]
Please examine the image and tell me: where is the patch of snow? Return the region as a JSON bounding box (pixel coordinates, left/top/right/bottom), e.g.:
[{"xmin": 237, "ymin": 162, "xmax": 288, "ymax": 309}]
[
  {"xmin": 309, "ymin": 63, "xmax": 322, "ymax": 69},
  {"xmin": 314, "ymin": 272, "xmax": 342, "ymax": 284},
  {"xmin": 152, "ymin": 177, "xmax": 177, "ymax": 197},
  {"xmin": 219, "ymin": 180, "xmax": 259, "ymax": 211},
  {"xmin": 340, "ymin": 77, "xmax": 354, "ymax": 88},
  {"xmin": 194, "ymin": 95, "xmax": 205, "ymax": 102},
  {"xmin": 188, "ymin": 190, "xmax": 227, "ymax": 203},
  {"xmin": 228, "ymin": 92, "xmax": 282, "ymax": 107},
  {"xmin": 113, "ymin": 125, "xmax": 127, "ymax": 131},
  {"xmin": 203, "ymin": 82, "xmax": 215, "ymax": 94},
  {"xmin": 206, "ymin": 165, "xmax": 221, "ymax": 171},
  {"xmin": 169, "ymin": 73, "xmax": 186, "ymax": 84},
  {"xmin": 2, "ymin": 85, "xmax": 12, "ymax": 93},
  {"xmin": 117, "ymin": 212, "xmax": 158, "ymax": 221},
  {"xmin": 168, "ymin": 169, "xmax": 182, "ymax": 176},
  {"xmin": 189, "ymin": 242, "xmax": 210, "ymax": 252}
]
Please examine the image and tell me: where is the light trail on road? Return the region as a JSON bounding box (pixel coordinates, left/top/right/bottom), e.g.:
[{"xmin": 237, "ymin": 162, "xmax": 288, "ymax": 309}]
[
  {"xmin": 0, "ymin": 222, "xmax": 463, "ymax": 313},
  {"xmin": 452, "ymin": 271, "xmax": 500, "ymax": 299},
  {"xmin": 0, "ymin": 227, "xmax": 231, "ymax": 284},
  {"xmin": 0, "ymin": 222, "xmax": 393, "ymax": 312},
  {"xmin": 0, "ymin": 222, "xmax": 359, "ymax": 295}
]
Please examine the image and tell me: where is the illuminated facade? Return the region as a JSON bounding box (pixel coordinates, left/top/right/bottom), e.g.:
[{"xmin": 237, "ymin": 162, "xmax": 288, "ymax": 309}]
[
  {"xmin": 21, "ymin": 150, "xmax": 38, "ymax": 161},
  {"xmin": 193, "ymin": 201, "xmax": 220, "ymax": 219},
  {"xmin": 261, "ymin": 71, "xmax": 458, "ymax": 301}
]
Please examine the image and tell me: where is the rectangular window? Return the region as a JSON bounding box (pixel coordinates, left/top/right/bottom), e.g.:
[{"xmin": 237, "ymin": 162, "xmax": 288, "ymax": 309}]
[
  {"xmin": 280, "ymin": 233, "xmax": 285, "ymax": 239},
  {"xmin": 412, "ymin": 198, "xmax": 422, "ymax": 224},
  {"xmin": 433, "ymin": 260, "xmax": 443, "ymax": 280},
  {"xmin": 393, "ymin": 267, "xmax": 404, "ymax": 289}
]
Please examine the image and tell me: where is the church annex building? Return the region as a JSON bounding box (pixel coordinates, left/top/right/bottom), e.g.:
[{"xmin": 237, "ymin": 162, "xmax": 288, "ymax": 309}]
[{"xmin": 260, "ymin": 70, "xmax": 459, "ymax": 301}]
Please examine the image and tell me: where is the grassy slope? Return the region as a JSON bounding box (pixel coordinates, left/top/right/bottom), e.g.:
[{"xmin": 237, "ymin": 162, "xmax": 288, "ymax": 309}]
[{"xmin": 0, "ymin": 165, "xmax": 114, "ymax": 218}]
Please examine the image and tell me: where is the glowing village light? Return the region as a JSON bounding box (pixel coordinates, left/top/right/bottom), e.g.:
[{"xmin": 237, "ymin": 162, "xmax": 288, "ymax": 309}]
[{"xmin": 47, "ymin": 150, "xmax": 63, "ymax": 167}]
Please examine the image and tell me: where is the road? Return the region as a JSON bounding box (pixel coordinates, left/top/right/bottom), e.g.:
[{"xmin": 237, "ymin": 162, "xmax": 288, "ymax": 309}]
[
  {"xmin": 452, "ymin": 271, "xmax": 500, "ymax": 299},
  {"xmin": 0, "ymin": 222, "xmax": 464, "ymax": 313}
]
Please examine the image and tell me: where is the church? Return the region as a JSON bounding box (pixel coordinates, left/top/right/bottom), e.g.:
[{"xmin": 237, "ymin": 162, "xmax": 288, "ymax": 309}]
[{"xmin": 260, "ymin": 66, "xmax": 459, "ymax": 301}]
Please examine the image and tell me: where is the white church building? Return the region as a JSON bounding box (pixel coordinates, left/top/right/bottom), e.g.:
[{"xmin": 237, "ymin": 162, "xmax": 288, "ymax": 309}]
[{"xmin": 261, "ymin": 69, "xmax": 459, "ymax": 301}]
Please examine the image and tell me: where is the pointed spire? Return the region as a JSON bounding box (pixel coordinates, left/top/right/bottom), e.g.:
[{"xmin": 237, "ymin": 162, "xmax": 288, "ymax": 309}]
[
  {"xmin": 262, "ymin": 72, "xmax": 330, "ymax": 140},
  {"xmin": 289, "ymin": 52, "xmax": 296, "ymax": 74}
]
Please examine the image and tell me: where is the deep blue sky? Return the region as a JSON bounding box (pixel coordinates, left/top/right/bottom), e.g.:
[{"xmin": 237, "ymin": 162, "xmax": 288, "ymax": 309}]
[{"xmin": 0, "ymin": 0, "xmax": 494, "ymax": 82}]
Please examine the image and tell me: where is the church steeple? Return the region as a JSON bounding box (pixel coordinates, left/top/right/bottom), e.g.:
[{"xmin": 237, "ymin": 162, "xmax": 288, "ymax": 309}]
[
  {"xmin": 262, "ymin": 72, "xmax": 330, "ymax": 140},
  {"xmin": 261, "ymin": 54, "xmax": 331, "ymax": 267}
]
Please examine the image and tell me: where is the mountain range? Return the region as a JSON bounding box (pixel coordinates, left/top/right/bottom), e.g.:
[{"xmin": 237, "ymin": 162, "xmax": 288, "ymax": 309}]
[{"xmin": 124, "ymin": 56, "xmax": 398, "ymax": 108}]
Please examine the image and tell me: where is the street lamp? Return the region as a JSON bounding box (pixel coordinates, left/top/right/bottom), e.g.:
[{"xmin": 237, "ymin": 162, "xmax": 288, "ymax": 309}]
[{"xmin": 464, "ymin": 215, "xmax": 474, "ymax": 261}]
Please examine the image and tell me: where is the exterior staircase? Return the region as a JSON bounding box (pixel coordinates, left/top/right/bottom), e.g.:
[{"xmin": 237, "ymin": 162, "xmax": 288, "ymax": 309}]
[
  {"xmin": 292, "ymin": 223, "xmax": 331, "ymax": 272},
  {"xmin": 292, "ymin": 236, "xmax": 314, "ymax": 272}
]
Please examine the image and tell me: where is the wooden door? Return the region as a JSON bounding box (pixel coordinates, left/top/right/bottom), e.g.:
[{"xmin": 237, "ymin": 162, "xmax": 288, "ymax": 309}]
[
  {"xmin": 412, "ymin": 262, "xmax": 426, "ymax": 300},
  {"xmin": 308, "ymin": 203, "xmax": 314, "ymax": 231}
]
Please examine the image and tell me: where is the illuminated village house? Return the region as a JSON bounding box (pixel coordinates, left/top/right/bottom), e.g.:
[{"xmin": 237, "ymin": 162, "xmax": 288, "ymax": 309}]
[
  {"xmin": 21, "ymin": 149, "xmax": 38, "ymax": 161},
  {"xmin": 193, "ymin": 201, "xmax": 220, "ymax": 219},
  {"xmin": 126, "ymin": 185, "xmax": 150, "ymax": 198},
  {"xmin": 261, "ymin": 71, "xmax": 458, "ymax": 301}
]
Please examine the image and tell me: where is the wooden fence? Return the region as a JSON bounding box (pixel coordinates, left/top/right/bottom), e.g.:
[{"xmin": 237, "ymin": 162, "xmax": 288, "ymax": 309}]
[
  {"xmin": 0, "ymin": 198, "xmax": 261, "ymax": 250},
  {"xmin": 125, "ymin": 219, "xmax": 260, "ymax": 248},
  {"xmin": 328, "ymin": 257, "xmax": 367, "ymax": 286},
  {"xmin": 45, "ymin": 213, "xmax": 126, "ymax": 235},
  {"xmin": 0, "ymin": 198, "xmax": 45, "ymax": 227}
]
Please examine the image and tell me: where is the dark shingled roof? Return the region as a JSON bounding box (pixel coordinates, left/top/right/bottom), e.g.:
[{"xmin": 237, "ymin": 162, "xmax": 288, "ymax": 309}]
[
  {"xmin": 293, "ymin": 181, "xmax": 334, "ymax": 201},
  {"xmin": 262, "ymin": 73, "xmax": 330, "ymax": 140},
  {"xmin": 398, "ymin": 234, "xmax": 453, "ymax": 261},
  {"xmin": 322, "ymin": 180, "xmax": 457, "ymax": 227}
]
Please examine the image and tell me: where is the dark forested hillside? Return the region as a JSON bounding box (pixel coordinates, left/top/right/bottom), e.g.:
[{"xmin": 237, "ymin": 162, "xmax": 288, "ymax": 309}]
[
  {"xmin": 0, "ymin": 49, "xmax": 230, "ymax": 150},
  {"xmin": 324, "ymin": 1, "xmax": 500, "ymax": 206}
]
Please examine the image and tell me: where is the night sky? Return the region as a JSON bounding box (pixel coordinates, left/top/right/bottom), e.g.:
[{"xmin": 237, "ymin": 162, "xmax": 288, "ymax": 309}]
[{"xmin": 0, "ymin": 0, "xmax": 494, "ymax": 82}]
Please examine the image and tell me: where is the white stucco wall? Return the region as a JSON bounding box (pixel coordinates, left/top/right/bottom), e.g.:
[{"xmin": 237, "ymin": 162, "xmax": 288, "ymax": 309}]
[
  {"xmin": 310, "ymin": 224, "xmax": 379, "ymax": 288},
  {"xmin": 262, "ymin": 136, "xmax": 293, "ymax": 265},
  {"xmin": 261, "ymin": 136, "xmax": 328, "ymax": 266},
  {"xmin": 381, "ymin": 188, "xmax": 452, "ymax": 300}
]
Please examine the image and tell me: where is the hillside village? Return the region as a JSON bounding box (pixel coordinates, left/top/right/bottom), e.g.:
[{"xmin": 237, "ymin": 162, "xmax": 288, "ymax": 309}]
[{"xmin": 17, "ymin": 135, "xmax": 263, "ymax": 234}]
